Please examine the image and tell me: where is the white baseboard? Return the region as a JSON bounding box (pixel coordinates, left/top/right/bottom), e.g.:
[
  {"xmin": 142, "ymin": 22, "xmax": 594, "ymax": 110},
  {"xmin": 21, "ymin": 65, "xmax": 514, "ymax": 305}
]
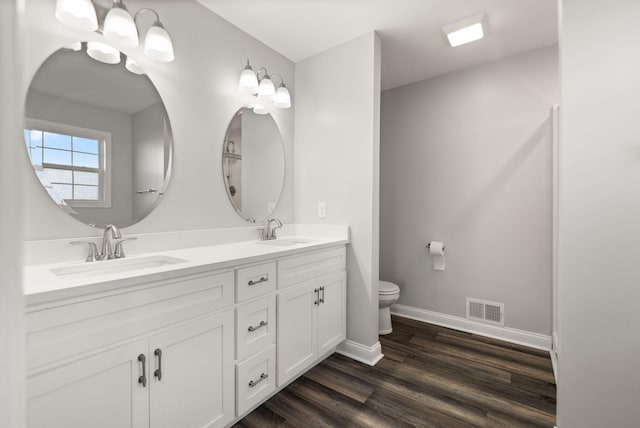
[
  {"xmin": 391, "ymin": 304, "xmax": 552, "ymax": 351},
  {"xmin": 336, "ymin": 339, "xmax": 384, "ymax": 366},
  {"xmin": 551, "ymin": 332, "xmax": 559, "ymax": 384}
]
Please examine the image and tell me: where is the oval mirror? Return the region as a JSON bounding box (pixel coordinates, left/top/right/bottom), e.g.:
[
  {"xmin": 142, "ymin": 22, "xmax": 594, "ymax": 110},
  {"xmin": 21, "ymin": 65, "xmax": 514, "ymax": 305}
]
[
  {"xmin": 222, "ymin": 108, "xmax": 285, "ymax": 222},
  {"xmin": 23, "ymin": 42, "xmax": 173, "ymax": 228}
]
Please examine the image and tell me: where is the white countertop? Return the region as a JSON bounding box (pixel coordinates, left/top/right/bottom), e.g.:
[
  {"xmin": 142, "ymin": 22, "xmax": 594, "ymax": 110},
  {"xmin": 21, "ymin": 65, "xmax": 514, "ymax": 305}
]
[{"xmin": 24, "ymin": 226, "xmax": 349, "ymax": 307}]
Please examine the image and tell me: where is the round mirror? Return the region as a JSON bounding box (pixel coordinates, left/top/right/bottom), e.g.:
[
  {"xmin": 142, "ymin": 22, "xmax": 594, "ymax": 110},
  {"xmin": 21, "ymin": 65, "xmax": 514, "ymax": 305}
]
[
  {"xmin": 222, "ymin": 108, "xmax": 285, "ymax": 222},
  {"xmin": 23, "ymin": 42, "xmax": 173, "ymax": 228}
]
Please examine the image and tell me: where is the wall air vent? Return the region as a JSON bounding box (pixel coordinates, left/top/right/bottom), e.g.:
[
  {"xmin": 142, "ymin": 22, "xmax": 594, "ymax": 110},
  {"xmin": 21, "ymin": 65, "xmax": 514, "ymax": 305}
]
[{"xmin": 466, "ymin": 297, "xmax": 504, "ymax": 326}]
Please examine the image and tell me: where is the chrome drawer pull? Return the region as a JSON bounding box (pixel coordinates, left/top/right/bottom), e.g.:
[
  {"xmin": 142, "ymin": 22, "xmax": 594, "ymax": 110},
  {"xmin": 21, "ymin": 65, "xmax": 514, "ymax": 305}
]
[
  {"xmin": 153, "ymin": 348, "xmax": 162, "ymax": 381},
  {"xmin": 248, "ymin": 276, "xmax": 268, "ymax": 286},
  {"xmin": 248, "ymin": 320, "xmax": 268, "ymax": 332},
  {"xmin": 138, "ymin": 354, "xmax": 147, "ymax": 387},
  {"xmin": 248, "ymin": 373, "xmax": 268, "ymax": 388}
]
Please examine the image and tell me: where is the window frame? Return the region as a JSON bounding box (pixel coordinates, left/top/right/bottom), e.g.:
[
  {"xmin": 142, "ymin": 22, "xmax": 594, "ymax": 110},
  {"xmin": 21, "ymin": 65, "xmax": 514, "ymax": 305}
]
[{"xmin": 24, "ymin": 118, "xmax": 112, "ymax": 208}]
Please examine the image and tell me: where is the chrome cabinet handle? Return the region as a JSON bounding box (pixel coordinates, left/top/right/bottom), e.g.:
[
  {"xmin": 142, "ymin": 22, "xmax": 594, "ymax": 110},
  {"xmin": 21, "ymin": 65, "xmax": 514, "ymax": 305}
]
[
  {"xmin": 248, "ymin": 373, "xmax": 268, "ymax": 388},
  {"xmin": 248, "ymin": 276, "xmax": 268, "ymax": 286},
  {"xmin": 314, "ymin": 288, "xmax": 319, "ymax": 306},
  {"xmin": 153, "ymin": 348, "xmax": 162, "ymax": 381},
  {"xmin": 247, "ymin": 320, "xmax": 268, "ymax": 332},
  {"xmin": 138, "ymin": 354, "xmax": 147, "ymax": 387},
  {"xmin": 320, "ymin": 286, "xmax": 325, "ymax": 304}
]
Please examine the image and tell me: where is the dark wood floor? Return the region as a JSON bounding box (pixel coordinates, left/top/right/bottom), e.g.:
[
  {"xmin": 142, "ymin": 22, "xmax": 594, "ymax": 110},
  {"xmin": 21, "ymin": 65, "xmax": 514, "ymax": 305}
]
[{"xmin": 233, "ymin": 316, "xmax": 556, "ymax": 428}]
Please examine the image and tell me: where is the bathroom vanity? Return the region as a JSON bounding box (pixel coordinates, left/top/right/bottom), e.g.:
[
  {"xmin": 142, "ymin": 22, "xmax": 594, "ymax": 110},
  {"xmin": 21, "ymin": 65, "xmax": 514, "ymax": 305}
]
[{"xmin": 23, "ymin": 235, "xmax": 347, "ymax": 428}]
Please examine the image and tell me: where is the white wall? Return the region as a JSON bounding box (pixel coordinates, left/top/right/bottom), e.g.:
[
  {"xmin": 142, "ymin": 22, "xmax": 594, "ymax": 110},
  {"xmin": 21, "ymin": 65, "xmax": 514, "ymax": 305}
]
[
  {"xmin": 0, "ymin": 0, "xmax": 25, "ymax": 427},
  {"xmin": 295, "ymin": 32, "xmax": 382, "ymax": 356},
  {"xmin": 557, "ymin": 0, "xmax": 640, "ymax": 425},
  {"xmin": 132, "ymin": 102, "xmax": 167, "ymax": 221},
  {"xmin": 380, "ymin": 46, "xmax": 559, "ymax": 335},
  {"xmin": 26, "ymin": 89, "xmax": 134, "ymax": 226},
  {"xmin": 21, "ymin": 0, "xmax": 294, "ymax": 241}
]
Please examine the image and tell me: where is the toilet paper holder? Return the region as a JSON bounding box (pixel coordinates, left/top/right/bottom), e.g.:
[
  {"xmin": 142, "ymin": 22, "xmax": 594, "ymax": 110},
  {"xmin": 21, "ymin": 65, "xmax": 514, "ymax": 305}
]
[{"xmin": 426, "ymin": 243, "xmax": 445, "ymax": 251}]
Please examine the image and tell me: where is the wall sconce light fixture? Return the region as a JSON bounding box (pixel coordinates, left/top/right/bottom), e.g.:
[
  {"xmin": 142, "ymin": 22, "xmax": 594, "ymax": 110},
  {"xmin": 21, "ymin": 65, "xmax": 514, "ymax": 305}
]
[
  {"xmin": 238, "ymin": 60, "xmax": 291, "ymax": 113},
  {"xmin": 55, "ymin": 0, "xmax": 175, "ymax": 63}
]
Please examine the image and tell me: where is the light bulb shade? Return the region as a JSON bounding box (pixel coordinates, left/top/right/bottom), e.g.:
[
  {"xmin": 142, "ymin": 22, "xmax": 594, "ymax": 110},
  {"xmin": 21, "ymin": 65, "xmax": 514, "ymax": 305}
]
[
  {"xmin": 144, "ymin": 24, "xmax": 175, "ymax": 62},
  {"xmin": 86, "ymin": 41, "xmax": 121, "ymax": 64},
  {"xmin": 125, "ymin": 57, "xmax": 145, "ymax": 75},
  {"xmin": 103, "ymin": 6, "xmax": 139, "ymax": 47},
  {"xmin": 273, "ymin": 86, "xmax": 291, "ymax": 108},
  {"xmin": 239, "ymin": 68, "xmax": 259, "ymax": 94},
  {"xmin": 252, "ymin": 104, "xmax": 269, "ymax": 115},
  {"xmin": 64, "ymin": 41, "xmax": 83, "ymax": 51},
  {"xmin": 55, "ymin": 0, "xmax": 98, "ymax": 32},
  {"xmin": 257, "ymin": 77, "xmax": 275, "ymax": 100}
]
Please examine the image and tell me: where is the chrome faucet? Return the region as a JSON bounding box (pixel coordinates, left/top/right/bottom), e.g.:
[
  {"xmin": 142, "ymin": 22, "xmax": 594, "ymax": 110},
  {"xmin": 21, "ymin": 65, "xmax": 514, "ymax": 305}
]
[
  {"xmin": 70, "ymin": 224, "xmax": 138, "ymax": 262},
  {"xmin": 99, "ymin": 224, "xmax": 122, "ymax": 260},
  {"xmin": 263, "ymin": 218, "xmax": 283, "ymax": 241}
]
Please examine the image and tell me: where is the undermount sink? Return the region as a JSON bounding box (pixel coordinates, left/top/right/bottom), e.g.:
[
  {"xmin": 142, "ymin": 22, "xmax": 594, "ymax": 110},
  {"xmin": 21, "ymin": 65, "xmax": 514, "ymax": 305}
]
[
  {"xmin": 50, "ymin": 255, "xmax": 188, "ymax": 280},
  {"xmin": 257, "ymin": 238, "xmax": 317, "ymax": 247}
]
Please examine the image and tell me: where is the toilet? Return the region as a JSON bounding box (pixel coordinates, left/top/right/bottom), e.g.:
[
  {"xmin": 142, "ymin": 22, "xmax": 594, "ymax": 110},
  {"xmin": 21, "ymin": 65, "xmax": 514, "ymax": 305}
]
[{"xmin": 378, "ymin": 280, "xmax": 401, "ymax": 335}]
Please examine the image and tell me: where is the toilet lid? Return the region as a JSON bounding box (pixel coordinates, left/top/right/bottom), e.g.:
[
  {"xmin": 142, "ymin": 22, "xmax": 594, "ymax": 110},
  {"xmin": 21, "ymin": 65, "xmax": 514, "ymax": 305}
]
[{"xmin": 379, "ymin": 280, "xmax": 400, "ymax": 295}]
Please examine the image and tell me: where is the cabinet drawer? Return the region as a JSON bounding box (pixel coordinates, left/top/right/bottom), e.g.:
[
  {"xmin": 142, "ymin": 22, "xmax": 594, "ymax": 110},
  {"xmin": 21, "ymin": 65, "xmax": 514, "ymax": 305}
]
[
  {"xmin": 235, "ymin": 295, "xmax": 276, "ymax": 361},
  {"xmin": 236, "ymin": 262, "xmax": 276, "ymax": 302},
  {"xmin": 236, "ymin": 345, "xmax": 276, "ymax": 417},
  {"xmin": 26, "ymin": 270, "xmax": 234, "ymax": 371},
  {"xmin": 277, "ymin": 246, "xmax": 346, "ymax": 289}
]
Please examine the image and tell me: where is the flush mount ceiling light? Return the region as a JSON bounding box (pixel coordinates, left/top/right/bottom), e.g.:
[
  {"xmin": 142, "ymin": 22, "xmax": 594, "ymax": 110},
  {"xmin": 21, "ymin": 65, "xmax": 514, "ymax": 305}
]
[
  {"xmin": 238, "ymin": 60, "xmax": 292, "ymax": 110},
  {"xmin": 443, "ymin": 14, "xmax": 486, "ymax": 48},
  {"xmin": 55, "ymin": 0, "xmax": 175, "ymax": 63}
]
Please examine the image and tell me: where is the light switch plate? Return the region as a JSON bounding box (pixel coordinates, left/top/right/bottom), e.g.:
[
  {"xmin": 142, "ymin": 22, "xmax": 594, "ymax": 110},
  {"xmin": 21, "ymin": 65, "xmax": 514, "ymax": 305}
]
[{"xmin": 318, "ymin": 202, "xmax": 326, "ymax": 218}]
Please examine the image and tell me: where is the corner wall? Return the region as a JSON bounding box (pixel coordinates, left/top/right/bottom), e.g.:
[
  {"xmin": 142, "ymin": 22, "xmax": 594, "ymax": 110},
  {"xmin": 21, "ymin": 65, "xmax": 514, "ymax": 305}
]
[
  {"xmin": 558, "ymin": 0, "xmax": 640, "ymax": 425},
  {"xmin": 294, "ymin": 33, "xmax": 382, "ymax": 362},
  {"xmin": 380, "ymin": 46, "xmax": 559, "ymax": 335}
]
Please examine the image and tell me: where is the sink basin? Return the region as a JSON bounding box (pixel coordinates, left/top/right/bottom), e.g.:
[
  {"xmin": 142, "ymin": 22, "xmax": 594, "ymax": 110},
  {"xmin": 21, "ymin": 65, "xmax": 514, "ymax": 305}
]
[
  {"xmin": 50, "ymin": 255, "xmax": 188, "ymax": 280},
  {"xmin": 257, "ymin": 238, "xmax": 317, "ymax": 247}
]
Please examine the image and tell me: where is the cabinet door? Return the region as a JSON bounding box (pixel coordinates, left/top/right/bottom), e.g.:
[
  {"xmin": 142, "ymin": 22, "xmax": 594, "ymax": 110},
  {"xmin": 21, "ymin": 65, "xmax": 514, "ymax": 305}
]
[
  {"xmin": 149, "ymin": 310, "xmax": 234, "ymax": 428},
  {"xmin": 277, "ymin": 280, "xmax": 317, "ymax": 386},
  {"xmin": 317, "ymin": 272, "xmax": 347, "ymax": 356},
  {"xmin": 27, "ymin": 340, "xmax": 149, "ymax": 428}
]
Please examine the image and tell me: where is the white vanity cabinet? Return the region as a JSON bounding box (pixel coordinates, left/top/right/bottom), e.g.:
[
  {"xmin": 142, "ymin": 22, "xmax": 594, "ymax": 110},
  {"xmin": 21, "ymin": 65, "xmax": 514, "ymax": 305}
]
[
  {"xmin": 26, "ymin": 270, "xmax": 236, "ymax": 428},
  {"xmin": 277, "ymin": 248, "xmax": 347, "ymax": 386},
  {"xmin": 25, "ymin": 242, "xmax": 348, "ymax": 428}
]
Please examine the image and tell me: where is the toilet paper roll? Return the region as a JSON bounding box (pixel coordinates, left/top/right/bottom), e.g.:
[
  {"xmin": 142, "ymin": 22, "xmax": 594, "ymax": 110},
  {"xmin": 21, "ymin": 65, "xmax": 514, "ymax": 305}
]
[{"xmin": 428, "ymin": 241, "xmax": 446, "ymax": 271}]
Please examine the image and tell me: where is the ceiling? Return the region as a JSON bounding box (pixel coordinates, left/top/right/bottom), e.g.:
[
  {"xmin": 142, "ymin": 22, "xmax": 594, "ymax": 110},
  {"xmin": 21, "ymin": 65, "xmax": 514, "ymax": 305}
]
[{"xmin": 196, "ymin": 0, "xmax": 558, "ymax": 91}]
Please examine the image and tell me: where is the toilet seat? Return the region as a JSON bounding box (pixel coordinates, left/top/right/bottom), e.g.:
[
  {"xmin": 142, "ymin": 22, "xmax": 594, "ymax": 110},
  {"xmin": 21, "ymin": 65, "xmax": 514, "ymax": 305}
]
[{"xmin": 379, "ymin": 280, "xmax": 399, "ymax": 295}]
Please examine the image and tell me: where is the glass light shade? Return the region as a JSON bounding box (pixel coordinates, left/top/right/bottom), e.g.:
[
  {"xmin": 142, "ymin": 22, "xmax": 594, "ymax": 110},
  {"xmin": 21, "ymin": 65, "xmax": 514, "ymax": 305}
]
[
  {"xmin": 252, "ymin": 104, "xmax": 268, "ymax": 115},
  {"xmin": 103, "ymin": 6, "xmax": 139, "ymax": 47},
  {"xmin": 144, "ymin": 24, "xmax": 175, "ymax": 62},
  {"xmin": 238, "ymin": 68, "xmax": 259, "ymax": 94},
  {"xmin": 125, "ymin": 57, "xmax": 145, "ymax": 75},
  {"xmin": 55, "ymin": 0, "xmax": 98, "ymax": 32},
  {"xmin": 64, "ymin": 41, "xmax": 82, "ymax": 51},
  {"xmin": 86, "ymin": 41, "xmax": 121, "ymax": 64},
  {"xmin": 257, "ymin": 77, "xmax": 275, "ymax": 100},
  {"xmin": 273, "ymin": 85, "xmax": 291, "ymax": 108}
]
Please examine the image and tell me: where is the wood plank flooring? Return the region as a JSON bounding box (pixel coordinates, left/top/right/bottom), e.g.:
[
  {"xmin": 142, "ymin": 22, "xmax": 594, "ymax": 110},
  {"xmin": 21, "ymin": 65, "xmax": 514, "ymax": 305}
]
[{"xmin": 233, "ymin": 316, "xmax": 556, "ymax": 427}]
